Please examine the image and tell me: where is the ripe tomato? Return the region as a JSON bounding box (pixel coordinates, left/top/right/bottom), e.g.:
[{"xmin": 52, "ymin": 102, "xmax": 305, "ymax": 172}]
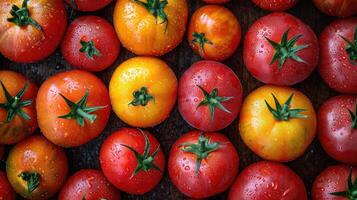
[
  {"xmin": 113, "ymin": 0, "xmax": 188, "ymax": 56},
  {"xmin": 58, "ymin": 169, "xmax": 121, "ymax": 200},
  {"xmin": 239, "ymin": 85, "xmax": 316, "ymax": 162},
  {"xmin": 100, "ymin": 128, "xmax": 165, "ymax": 195},
  {"xmin": 0, "ymin": 0, "xmax": 67, "ymax": 63},
  {"xmin": 0, "ymin": 71, "xmax": 37, "ymax": 144},
  {"xmin": 318, "ymin": 95, "xmax": 357, "ymax": 165},
  {"xmin": 37, "ymin": 70, "xmax": 111, "ymax": 147},
  {"xmin": 319, "ymin": 18, "xmax": 357, "ymax": 94},
  {"xmin": 168, "ymin": 131, "xmax": 239, "ymax": 199},
  {"xmin": 61, "ymin": 16, "xmax": 120, "ymax": 72},
  {"xmin": 312, "ymin": 165, "xmax": 357, "ymax": 200},
  {"xmin": 65, "ymin": 0, "xmax": 112, "ymax": 11},
  {"xmin": 178, "ymin": 61, "xmax": 243, "ymax": 132},
  {"xmin": 251, "ymin": 0, "xmax": 300, "ymax": 11},
  {"xmin": 188, "ymin": 5, "xmax": 241, "ymax": 61},
  {"xmin": 0, "ymin": 171, "xmax": 15, "ymax": 200},
  {"xmin": 228, "ymin": 161, "xmax": 307, "ymax": 200},
  {"xmin": 110, "ymin": 57, "xmax": 177, "ymax": 127},
  {"xmin": 243, "ymin": 12, "xmax": 319, "ymax": 85},
  {"xmin": 313, "ymin": 0, "xmax": 357, "ymax": 17},
  {"xmin": 6, "ymin": 135, "xmax": 68, "ymax": 200}
]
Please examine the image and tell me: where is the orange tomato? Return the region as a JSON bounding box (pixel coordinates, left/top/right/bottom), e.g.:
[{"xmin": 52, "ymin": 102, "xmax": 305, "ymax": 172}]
[{"xmin": 239, "ymin": 85, "xmax": 316, "ymax": 162}]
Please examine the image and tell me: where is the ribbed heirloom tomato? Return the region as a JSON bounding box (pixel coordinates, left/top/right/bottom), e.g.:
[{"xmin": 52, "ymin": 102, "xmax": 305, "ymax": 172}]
[
  {"xmin": 251, "ymin": 0, "xmax": 300, "ymax": 11},
  {"xmin": 0, "ymin": 71, "xmax": 37, "ymax": 145},
  {"xmin": 239, "ymin": 85, "xmax": 316, "ymax": 162},
  {"xmin": 113, "ymin": 0, "xmax": 188, "ymax": 56},
  {"xmin": 0, "ymin": 0, "xmax": 67, "ymax": 62},
  {"xmin": 313, "ymin": 0, "xmax": 357, "ymax": 17},
  {"xmin": 0, "ymin": 171, "xmax": 15, "ymax": 200},
  {"xmin": 65, "ymin": 0, "xmax": 112, "ymax": 11},
  {"xmin": 37, "ymin": 70, "xmax": 111, "ymax": 147}
]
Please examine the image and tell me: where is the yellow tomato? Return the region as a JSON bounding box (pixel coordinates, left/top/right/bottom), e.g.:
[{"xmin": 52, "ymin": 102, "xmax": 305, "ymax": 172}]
[{"xmin": 109, "ymin": 57, "xmax": 177, "ymax": 127}]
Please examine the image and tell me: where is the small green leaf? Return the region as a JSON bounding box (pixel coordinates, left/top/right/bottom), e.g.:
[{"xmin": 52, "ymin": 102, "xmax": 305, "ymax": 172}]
[
  {"xmin": 7, "ymin": 0, "xmax": 43, "ymax": 31},
  {"xmin": 18, "ymin": 172, "xmax": 40, "ymax": 194},
  {"xmin": 128, "ymin": 87, "xmax": 154, "ymax": 106}
]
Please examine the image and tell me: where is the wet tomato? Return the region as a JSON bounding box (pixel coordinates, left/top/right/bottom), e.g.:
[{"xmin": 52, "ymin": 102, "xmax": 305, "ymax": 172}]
[
  {"xmin": 313, "ymin": 0, "xmax": 357, "ymax": 17},
  {"xmin": 0, "ymin": 171, "xmax": 15, "ymax": 200},
  {"xmin": 65, "ymin": 0, "xmax": 112, "ymax": 11},
  {"xmin": 251, "ymin": 0, "xmax": 300, "ymax": 11}
]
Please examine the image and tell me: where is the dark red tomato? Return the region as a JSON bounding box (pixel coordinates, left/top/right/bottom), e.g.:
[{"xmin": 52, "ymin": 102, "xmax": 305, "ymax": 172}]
[
  {"xmin": 178, "ymin": 61, "xmax": 243, "ymax": 132},
  {"xmin": 58, "ymin": 169, "xmax": 121, "ymax": 200},
  {"xmin": 251, "ymin": 0, "xmax": 300, "ymax": 11},
  {"xmin": 0, "ymin": 171, "xmax": 15, "ymax": 200},
  {"xmin": 202, "ymin": 0, "xmax": 229, "ymax": 4},
  {"xmin": 243, "ymin": 12, "xmax": 319, "ymax": 85},
  {"xmin": 313, "ymin": 0, "xmax": 357, "ymax": 17},
  {"xmin": 61, "ymin": 16, "xmax": 120, "ymax": 72},
  {"xmin": 168, "ymin": 131, "xmax": 239, "ymax": 199},
  {"xmin": 228, "ymin": 161, "xmax": 307, "ymax": 200},
  {"xmin": 0, "ymin": 0, "xmax": 67, "ymax": 63},
  {"xmin": 319, "ymin": 18, "xmax": 357, "ymax": 94},
  {"xmin": 66, "ymin": 0, "xmax": 112, "ymax": 11},
  {"xmin": 100, "ymin": 128, "xmax": 165, "ymax": 195},
  {"xmin": 318, "ymin": 95, "xmax": 357, "ymax": 165},
  {"xmin": 312, "ymin": 165, "xmax": 357, "ymax": 200}
]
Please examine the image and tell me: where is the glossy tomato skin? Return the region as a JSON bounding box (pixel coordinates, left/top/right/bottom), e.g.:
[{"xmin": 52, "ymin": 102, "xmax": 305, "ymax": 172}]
[
  {"xmin": 178, "ymin": 61, "xmax": 243, "ymax": 132},
  {"xmin": 312, "ymin": 165, "xmax": 357, "ymax": 200},
  {"xmin": 65, "ymin": 0, "xmax": 112, "ymax": 11},
  {"xmin": 313, "ymin": 0, "xmax": 357, "ymax": 17},
  {"xmin": 243, "ymin": 12, "xmax": 319, "ymax": 85},
  {"xmin": 0, "ymin": 0, "xmax": 67, "ymax": 63},
  {"xmin": 0, "ymin": 71, "xmax": 38, "ymax": 144},
  {"xmin": 61, "ymin": 16, "xmax": 120, "ymax": 72},
  {"xmin": 318, "ymin": 95, "xmax": 357, "ymax": 165},
  {"xmin": 6, "ymin": 135, "xmax": 68, "ymax": 200},
  {"xmin": 100, "ymin": 128, "xmax": 165, "ymax": 194},
  {"xmin": 58, "ymin": 169, "xmax": 121, "ymax": 200},
  {"xmin": 319, "ymin": 18, "xmax": 357, "ymax": 94},
  {"xmin": 188, "ymin": 5, "xmax": 241, "ymax": 61},
  {"xmin": 0, "ymin": 171, "xmax": 15, "ymax": 200},
  {"xmin": 228, "ymin": 161, "xmax": 307, "ymax": 200},
  {"xmin": 251, "ymin": 0, "xmax": 300, "ymax": 11},
  {"xmin": 113, "ymin": 0, "xmax": 188, "ymax": 56},
  {"xmin": 110, "ymin": 57, "xmax": 177, "ymax": 127},
  {"xmin": 36, "ymin": 70, "xmax": 111, "ymax": 147}
]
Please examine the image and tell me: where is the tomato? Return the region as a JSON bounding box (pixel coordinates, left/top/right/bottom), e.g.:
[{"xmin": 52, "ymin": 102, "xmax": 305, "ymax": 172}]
[
  {"xmin": 312, "ymin": 165, "xmax": 357, "ymax": 200},
  {"xmin": 188, "ymin": 5, "xmax": 241, "ymax": 61},
  {"xmin": 239, "ymin": 85, "xmax": 316, "ymax": 162},
  {"xmin": 251, "ymin": 0, "xmax": 300, "ymax": 11},
  {"xmin": 313, "ymin": 0, "xmax": 357, "ymax": 17},
  {"xmin": 65, "ymin": 0, "xmax": 112, "ymax": 11},
  {"xmin": 0, "ymin": 0, "xmax": 67, "ymax": 63},
  {"xmin": 228, "ymin": 161, "xmax": 307, "ymax": 200},
  {"xmin": 61, "ymin": 16, "xmax": 120, "ymax": 72},
  {"xmin": 6, "ymin": 135, "xmax": 68, "ymax": 200},
  {"xmin": 319, "ymin": 18, "xmax": 357, "ymax": 94},
  {"xmin": 58, "ymin": 169, "xmax": 121, "ymax": 200},
  {"xmin": 100, "ymin": 128, "xmax": 165, "ymax": 195},
  {"xmin": 178, "ymin": 61, "xmax": 243, "ymax": 132},
  {"xmin": 113, "ymin": 0, "xmax": 188, "ymax": 56},
  {"xmin": 37, "ymin": 70, "xmax": 111, "ymax": 147},
  {"xmin": 243, "ymin": 12, "xmax": 319, "ymax": 85},
  {"xmin": 109, "ymin": 57, "xmax": 177, "ymax": 127},
  {"xmin": 0, "ymin": 171, "xmax": 15, "ymax": 200},
  {"xmin": 168, "ymin": 131, "xmax": 239, "ymax": 199},
  {"xmin": 0, "ymin": 71, "xmax": 38, "ymax": 145}
]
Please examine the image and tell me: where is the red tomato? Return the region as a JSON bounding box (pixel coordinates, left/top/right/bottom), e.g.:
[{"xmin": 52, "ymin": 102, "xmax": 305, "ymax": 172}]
[
  {"xmin": 243, "ymin": 12, "xmax": 319, "ymax": 85},
  {"xmin": 202, "ymin": 0, "xmax": 229, "ymax": 4},
  {"xmin": 318, "ymin": 95, "xmax": 357, "ymax": 165},
  {"xmin": 65, "ymin": 0, "xmax": 112, "ymax": 11},
  {"xmin": 228, "ymin": 161, "xmax": 307, "ymax": 200},
  {"xmin": 58, "ymin": 169, "xmax": 121, "ymax": 200},
  {"xmin": 0, "ymin": 0, "xmax": 67, "ymax": 63},
  {"xmin": 178, "ymin": 61, "xmax": 243, "ymax": 131},
  {"xmin": 313, "ymin": 0, "xmax": 357, "ymax": 17},
  {"xmin": 168, "ymin": 131, "xmax": 239, "ymax": 199},
  {"xmin": 312, "ymin": 165, "xmax": 357, "ymax": 200},
  {"xmin": 61, "ymin": 16, "xmax": 120, "ymax": 72},
  {"xmin": 251, "ymin": 0, "xmax": 300, "ymax": 11},
  {"xmin": 100, "ymin": 128, "xmax": 165, "ymax": 195},
  {"xmin": 36, "ymin": 70, "xmax": 111, "ymax": 147},
  {"xmin": 319, "ymin": 18, "xmax": 357, "ymax": 94},
  {"xmin": 0, "ymin": 171, "xmax": 15, "ymax": 200}
]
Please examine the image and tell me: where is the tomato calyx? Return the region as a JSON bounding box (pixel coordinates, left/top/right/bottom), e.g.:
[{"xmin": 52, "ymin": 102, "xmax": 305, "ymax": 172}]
[
  {"xmin": 18, "ymin": 171, "xmax": 40, "ymax": 194},
  {"xmin": 128, "ymin": 87, "xmax": 154, "ymax": 106},
  {"xmin": 58, "ymin": 90, "xmax": 107, "ymax": 127},
  {"xmin": 339, "ymin": 27, "xmax": 357, "ymax": 65},
  {"xmin": 120, "ymin": 130, "xmax": 161, "ymax": 177},
  {"xmin": 80, "ymin": 40, "xmax": 101, "ymax": 59},
  {"xmin": 7, "ymin": 0, "xmax": 42, "ymax": 31},
  {"xmin": 0, "ymin": 81, "xmax": 32, "ymax": 122},
  {"xmin": 348, "ymin": 101, "xmax": 357, "ymax": 129},
  {"xmin": 192, "ymin": 32, "xmax": 213, "ymax": 53},
  {"xmin": 265, "ymin": 29, "xmax": 309, "ymax": 69},
  {"xmin": 196, "ymin": 85, "xmax": 233, "ymax": 121},
  {"xmin": 265, "ymin": 93, "xmax": 307, "ymax": 121},
  {"xmin": 330, "ymin": 167, "xmax": 357, "ymax": 199},
  {"xmin": 180, "ymin": 134, "xmax": 220, "ymax": 175}
]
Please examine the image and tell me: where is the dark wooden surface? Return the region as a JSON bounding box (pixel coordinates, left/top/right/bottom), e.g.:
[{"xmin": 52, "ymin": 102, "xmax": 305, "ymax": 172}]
[{"xmin": 0, "ymin": 0, "xmax": 343, "ymax": 199}]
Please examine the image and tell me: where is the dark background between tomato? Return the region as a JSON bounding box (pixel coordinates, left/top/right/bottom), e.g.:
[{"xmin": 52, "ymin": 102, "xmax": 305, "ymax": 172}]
[{"xmin": 0, "ymin": 0, "xmax": 341, "ymax": 199}]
